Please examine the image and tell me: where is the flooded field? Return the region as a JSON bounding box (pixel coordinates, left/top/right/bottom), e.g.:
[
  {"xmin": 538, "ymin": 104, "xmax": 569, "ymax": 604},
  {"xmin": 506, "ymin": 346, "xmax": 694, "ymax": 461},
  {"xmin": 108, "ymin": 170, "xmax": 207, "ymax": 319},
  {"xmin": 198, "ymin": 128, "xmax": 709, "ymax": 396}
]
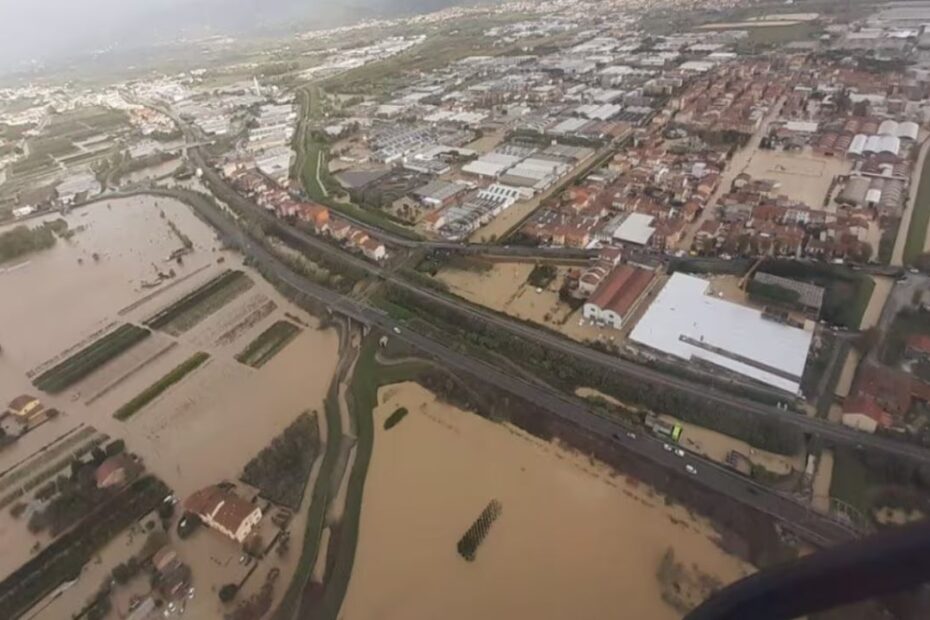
[
  {"xmin": 342, "ymin": 382, "xmax": 751, "ymax": 620},
  {"xmin": 437, "ymin": 262, "xmax": 606, "ymax": 344},
  {"xmin": 0, "ymin": 194, "xmax": 341, "ymax": 617}
]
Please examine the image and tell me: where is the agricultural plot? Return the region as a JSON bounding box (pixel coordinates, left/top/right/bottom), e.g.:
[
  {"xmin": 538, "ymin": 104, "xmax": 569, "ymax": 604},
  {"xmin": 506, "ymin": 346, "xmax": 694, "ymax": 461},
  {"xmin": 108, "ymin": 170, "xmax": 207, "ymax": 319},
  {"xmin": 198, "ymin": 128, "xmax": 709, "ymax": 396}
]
[
  {"xmin": 145, "ymin": 270, "xmax": 254, "ymax": 335},
  {"xmin": 113, "ymin": 352, "xmax": 210, "ymax": 421},
  {"xmin": 235, "ymin": 320, "xmax": 301, "ymax": 368},
  {"xmin": 32, "ymin": 324, "xmax": 151, "ymax": 393}
]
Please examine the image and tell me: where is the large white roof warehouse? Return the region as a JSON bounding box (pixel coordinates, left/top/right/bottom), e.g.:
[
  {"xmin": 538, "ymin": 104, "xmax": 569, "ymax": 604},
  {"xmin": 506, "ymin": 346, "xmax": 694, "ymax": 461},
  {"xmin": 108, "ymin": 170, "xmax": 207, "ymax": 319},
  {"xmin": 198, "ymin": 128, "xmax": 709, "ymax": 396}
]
[{"xmin": 629, "ymin": 273, "xmax": 813, "ymax": 393}]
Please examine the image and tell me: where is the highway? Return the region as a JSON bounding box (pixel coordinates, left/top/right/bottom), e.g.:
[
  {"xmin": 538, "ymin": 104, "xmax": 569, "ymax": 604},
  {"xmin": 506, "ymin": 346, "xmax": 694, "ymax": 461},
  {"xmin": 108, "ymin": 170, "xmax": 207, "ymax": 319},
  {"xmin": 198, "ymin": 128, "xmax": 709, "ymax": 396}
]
[
  {"xmin": 187, "ymin": 155, "xmax": 930, "ymax": 466},
  {"xmin": 162, "ymin": 185, "xmax": 859, "ymax": 547}
]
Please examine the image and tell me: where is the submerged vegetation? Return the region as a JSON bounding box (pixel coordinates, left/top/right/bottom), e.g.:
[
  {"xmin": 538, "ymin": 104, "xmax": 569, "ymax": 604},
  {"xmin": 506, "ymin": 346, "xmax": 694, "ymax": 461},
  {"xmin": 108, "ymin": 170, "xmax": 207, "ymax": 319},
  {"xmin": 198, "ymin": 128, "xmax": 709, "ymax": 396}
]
[
  {"xmin": 0, "ymin": 219, "xmax": 69, "ymax": 264},
  {"xmin": 383, "ymin": 407, "xmax": 409, "ymax": 430},
  {"xmin": 456, "ymin": 499, "xmax": 503, "ymax": 561},
  {"xmin": 113, "ymin": 352, "xmax": 210, "ymax": 421},
  {"xmin": 236, "ymin": 320, "xmax": 301, "ymax": 368},
  {"xmin": 33, "ymin": 324, "xmax": 151, "ymax": 393}
]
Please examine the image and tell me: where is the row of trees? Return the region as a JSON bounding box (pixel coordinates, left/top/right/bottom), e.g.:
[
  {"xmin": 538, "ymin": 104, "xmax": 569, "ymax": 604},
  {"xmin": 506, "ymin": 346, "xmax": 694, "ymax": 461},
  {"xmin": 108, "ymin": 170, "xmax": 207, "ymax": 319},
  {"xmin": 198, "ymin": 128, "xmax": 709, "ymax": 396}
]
[
  {"xmin": 456, "ymin": 500, "xmax": 502, "ymax": 561},
  {"xmin": 241, "ymin": 412, "xmax": 320, "ymax": 510},
  {"xmin": 0, "ymin": 222, "xmax": 58, "ymax": 264}
]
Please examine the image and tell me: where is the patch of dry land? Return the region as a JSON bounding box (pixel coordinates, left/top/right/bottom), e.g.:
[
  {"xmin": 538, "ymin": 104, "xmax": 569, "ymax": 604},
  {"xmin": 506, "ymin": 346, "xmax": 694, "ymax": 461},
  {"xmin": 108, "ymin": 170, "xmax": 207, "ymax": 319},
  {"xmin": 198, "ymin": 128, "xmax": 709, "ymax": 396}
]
[
  {"xmin": 742, "ymin": 149, "xmax": 851, "ymax": 210},
  {"xmin": 0, "ymin": 194, "xmax": 340, "ymax": 617},
  {"xmin": 342, "ymin": 382, "xmax": 752, "ymax": 619}
]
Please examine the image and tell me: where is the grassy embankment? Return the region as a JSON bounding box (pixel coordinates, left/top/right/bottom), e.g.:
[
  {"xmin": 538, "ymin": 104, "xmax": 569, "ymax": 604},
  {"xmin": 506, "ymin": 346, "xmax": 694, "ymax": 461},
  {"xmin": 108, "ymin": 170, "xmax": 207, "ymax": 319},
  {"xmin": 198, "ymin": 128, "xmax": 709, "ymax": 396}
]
[
  {"xmin": 236, "ymin": 320, "xmax": 301, "ymax": 368},
  {"xmin": 903, "ymin": 147, "xmax": 930, "ymax": 266},
  {"xmin": 145, "ymin": 269, "xmax": 253, "ymax": 334},
  {"xmin": 113, "ymin": 352, "xmax": 210, "ymax": 421},
  {"xmin": 272, "ymin": 337, "xmax": 430, "ymax": 620},
  {"xmin": 33, "ymin": 324, "xmax": 151, "ymax": 393}
]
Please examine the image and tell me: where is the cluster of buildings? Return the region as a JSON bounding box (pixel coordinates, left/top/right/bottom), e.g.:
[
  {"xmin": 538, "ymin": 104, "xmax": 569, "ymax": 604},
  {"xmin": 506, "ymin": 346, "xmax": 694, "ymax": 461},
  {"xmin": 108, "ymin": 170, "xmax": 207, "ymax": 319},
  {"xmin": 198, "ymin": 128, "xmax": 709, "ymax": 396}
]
[
  {"xmin": 222, "ymin": 165, "xmax": 387, "ymax": 262},
  {"xmin": 673, "ymin": 59, "xmax": 790, "ymax": 137},
  {"xmin": 520, "ymin": 134, "xmax": 725, "ymax": 251},
  {"xmin": 244, "ymin": 99, "xmax": 298, "ymax": 185}
]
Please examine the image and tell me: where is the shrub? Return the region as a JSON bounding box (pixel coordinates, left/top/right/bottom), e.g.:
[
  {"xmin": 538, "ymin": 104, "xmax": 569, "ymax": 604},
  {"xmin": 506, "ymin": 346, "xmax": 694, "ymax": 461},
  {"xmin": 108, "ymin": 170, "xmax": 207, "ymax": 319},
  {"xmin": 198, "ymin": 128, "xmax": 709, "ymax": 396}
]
[
  {"xmin": 219, "ymin": 583, "xmax": 238, "ymax": 602},
  {"xmin": 383, "ymin": 407, "xmax": 409, "ymax": 430}
]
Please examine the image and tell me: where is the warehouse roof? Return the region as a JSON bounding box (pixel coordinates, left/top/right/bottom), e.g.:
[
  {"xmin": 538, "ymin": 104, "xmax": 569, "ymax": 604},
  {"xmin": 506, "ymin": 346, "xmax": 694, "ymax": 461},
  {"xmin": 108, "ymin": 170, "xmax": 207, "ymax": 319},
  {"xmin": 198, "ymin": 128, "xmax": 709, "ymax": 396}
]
[
  {"xmin": 612, "ymin": 213, "xmax": 656, "ymax": 245},
  {"xmin": 629, "ymin": 273, "xmax": 814, "ymax": 393}
]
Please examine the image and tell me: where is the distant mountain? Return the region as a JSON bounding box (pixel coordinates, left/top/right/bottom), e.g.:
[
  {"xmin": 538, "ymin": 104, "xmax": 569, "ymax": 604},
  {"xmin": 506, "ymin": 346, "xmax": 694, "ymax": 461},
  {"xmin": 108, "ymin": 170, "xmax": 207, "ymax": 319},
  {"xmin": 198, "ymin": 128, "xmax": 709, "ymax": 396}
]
[{"xmin": 0, "ymin": 0, "xmax": 482, "ymax": 77}]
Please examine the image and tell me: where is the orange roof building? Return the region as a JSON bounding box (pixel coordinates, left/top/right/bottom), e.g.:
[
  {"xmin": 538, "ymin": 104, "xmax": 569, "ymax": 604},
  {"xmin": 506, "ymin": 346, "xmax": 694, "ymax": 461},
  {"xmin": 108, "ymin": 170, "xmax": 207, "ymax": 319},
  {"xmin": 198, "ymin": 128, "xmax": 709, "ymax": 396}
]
[
  {"xmin": 184, "ymin": 486, "xmax": 262, "ymax": 544},
  {"xmin": 582, "ymin": 265, "xmax": 655, "ymax": 330}
]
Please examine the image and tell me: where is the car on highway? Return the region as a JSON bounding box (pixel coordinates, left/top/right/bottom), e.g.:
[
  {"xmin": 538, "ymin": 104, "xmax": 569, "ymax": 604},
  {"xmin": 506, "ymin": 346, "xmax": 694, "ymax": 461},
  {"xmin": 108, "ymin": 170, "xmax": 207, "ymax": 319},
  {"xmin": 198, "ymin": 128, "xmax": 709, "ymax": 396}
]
[
  {"xmin": 685, "ymin": 464, "xmax": 697, "ymax": 475},
  {"xmin": 626, "ymin": 431, "xmax": 636, "ymax": 439},
  {"xmin": 392, "ymin": 327, "xmax": 401, "ymax": 334},
  {"xmin": 674, "ymin": 448, "xmax": 685, "ymax": 457},
  {"xmin": 663, "ymin": 443, "xmax": 673, "ymax": 452}
]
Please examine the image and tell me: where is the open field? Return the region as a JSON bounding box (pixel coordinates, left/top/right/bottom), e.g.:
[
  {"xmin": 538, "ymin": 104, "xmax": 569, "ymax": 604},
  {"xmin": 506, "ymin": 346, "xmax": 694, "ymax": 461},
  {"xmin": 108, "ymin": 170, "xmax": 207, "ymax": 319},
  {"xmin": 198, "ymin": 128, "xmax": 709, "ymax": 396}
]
[
  {"xmin": 742, "ymin": 149, "xmax": 851, "ymax": 210},
  {"xmin": 145, "ymin": 269, "xmax": 254, "ymax": 335},
  {"xmin": 236, "ymin": 320, "xmax": 301, "ymax": 368},
  {"xmin": 32, "ymin": 324, "xmax": 151, "ymax": 394},
  {"xmin": 113, "ymin": 351, "xmax": 210, "ymax": 420},
  {"xmin": 342, "ymin": 382, "xmax": 751, "ymax": 619}
]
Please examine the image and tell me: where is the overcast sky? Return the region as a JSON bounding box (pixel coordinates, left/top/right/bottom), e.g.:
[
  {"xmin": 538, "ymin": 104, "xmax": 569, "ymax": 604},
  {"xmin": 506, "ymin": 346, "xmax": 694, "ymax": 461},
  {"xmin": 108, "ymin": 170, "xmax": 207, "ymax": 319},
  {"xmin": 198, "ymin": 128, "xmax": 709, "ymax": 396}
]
[
  {"xmin": 0, "ymin": 0, "xmax": 360, "ymax": 72},
  {"xmin": 0, "ymin": 0, "xmax": 467, "ymax": 73},
  {"xmin": 0, "ymin": 1, "xmax": 187, "ymax": 67}
]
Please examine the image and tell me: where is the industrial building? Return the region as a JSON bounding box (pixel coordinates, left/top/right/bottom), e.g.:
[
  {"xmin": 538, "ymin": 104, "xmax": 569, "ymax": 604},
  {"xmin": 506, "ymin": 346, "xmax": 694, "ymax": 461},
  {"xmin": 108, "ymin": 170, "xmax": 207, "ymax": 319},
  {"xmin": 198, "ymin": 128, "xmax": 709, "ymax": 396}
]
[
  {"xmin": 581, "ymin": 265, "xmax": 655, "ymax": 329},
  {"xmin": 611, "ymin": 212, "xmax": 656, "ymax": 246},
  {"xmin": 630, "ymin": 273, "xmax": 814, "ymax": 393}
]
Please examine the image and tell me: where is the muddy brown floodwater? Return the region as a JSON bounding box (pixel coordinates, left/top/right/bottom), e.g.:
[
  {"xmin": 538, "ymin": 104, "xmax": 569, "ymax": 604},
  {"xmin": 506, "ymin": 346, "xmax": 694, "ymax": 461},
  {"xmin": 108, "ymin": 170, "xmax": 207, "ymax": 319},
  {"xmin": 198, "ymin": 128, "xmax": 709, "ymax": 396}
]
[
  {"xmin": 342, "ymin": 382, "xmax": 751, "ymax": 620},
  {"xmin": 0, "ymin": 194, "xmax": 341, "ymax": 617}
]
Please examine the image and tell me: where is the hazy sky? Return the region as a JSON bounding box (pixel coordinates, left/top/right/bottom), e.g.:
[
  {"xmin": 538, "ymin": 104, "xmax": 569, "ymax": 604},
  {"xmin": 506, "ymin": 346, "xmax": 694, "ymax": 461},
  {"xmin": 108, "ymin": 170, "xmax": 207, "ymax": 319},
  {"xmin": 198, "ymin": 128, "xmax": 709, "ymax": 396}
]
[
  {"xmin": 0, "ymin": 0, "xmax": 469, "ymax": 75},
  {"xmin": 0, "ymin": 0, "xmax": 348, "ymax": 71}
]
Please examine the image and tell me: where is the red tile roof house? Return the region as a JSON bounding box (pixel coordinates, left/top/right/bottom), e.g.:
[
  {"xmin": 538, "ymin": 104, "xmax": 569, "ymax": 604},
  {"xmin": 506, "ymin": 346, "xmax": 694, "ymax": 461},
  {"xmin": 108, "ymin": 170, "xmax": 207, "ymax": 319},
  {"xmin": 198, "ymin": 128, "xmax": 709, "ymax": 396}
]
[
  {"xmin": 95, "ymin": 454, "xmax": 139, "ymax": 489},
  {"xmin": 582, "ymin": 265, "xmax": 656, "ymax": 330},
  {"xmin": 184, "ymin": 486, "xmax": 262, "ymax": 544},
  {"xmin": 841, "ymin": 364, "xmax": 930, "ymax": 432},
  {"xmin": 905, "ymin": 334, "xmax": 930, "ymax": 362}
]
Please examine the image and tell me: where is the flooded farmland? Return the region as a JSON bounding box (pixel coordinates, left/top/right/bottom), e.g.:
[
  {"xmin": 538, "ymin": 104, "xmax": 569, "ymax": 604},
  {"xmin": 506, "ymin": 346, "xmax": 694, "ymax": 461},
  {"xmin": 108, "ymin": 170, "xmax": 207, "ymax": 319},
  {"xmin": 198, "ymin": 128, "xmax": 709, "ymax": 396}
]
[
  {"xmin": 342, "ymin": 382, "xmax": 752, "ymax": 620},
  {"xmin": 0, "ymin": 194, "xmax": 340, "ymax": 616}
]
